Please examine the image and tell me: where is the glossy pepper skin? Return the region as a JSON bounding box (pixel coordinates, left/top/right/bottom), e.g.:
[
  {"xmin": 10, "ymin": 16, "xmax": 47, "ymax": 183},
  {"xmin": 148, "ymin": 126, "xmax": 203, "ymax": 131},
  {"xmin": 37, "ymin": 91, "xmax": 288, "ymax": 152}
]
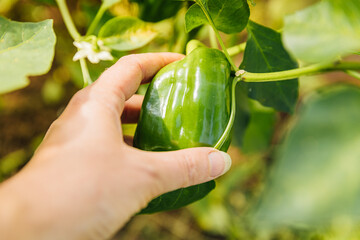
[{"xmin": 134, "ymin": 47, "xmax": 232, "ymax": 214}]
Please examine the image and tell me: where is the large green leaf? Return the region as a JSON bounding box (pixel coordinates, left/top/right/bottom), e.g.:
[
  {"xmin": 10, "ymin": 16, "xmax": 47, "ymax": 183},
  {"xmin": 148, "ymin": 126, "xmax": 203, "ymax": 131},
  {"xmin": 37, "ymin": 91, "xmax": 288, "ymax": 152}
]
[
  {"xmin": 131, "ymin": 0, "xmax": 183, "ymax": 23},
  {"xmin": 232, "ymin": 84, "xmax": 251, "ymax": 148},
  {"xmin": 98, "ymin": 17, "xmax": 157, "ymax": 51},
  {"xmin": 232, "ymin": 84, "xmax": 277, "ymax": 154},
  {"xmin": 241, "ymin": 100, "xmax": 277, "ymax": 154},
  {"xmin": 283, "ymin": 0, "xmax": 360, "ymax": 63},
  {"xmin": 253, "ymin": 85, "xmax": 360, "ymax": 229},
  {"xmin": 0, "ymin": 17, "xmax": 56, "ymax": 94},
  {"xmin": 185, "ymin": 0, "xmax": 250, "ymax": 34},
  {"xmin": 140, "ymin": 181, "xmax": 215, "ymax": 214},
  {"xmin": 240, "ymin": 21, "xmax": 298, "ymax": 113}
]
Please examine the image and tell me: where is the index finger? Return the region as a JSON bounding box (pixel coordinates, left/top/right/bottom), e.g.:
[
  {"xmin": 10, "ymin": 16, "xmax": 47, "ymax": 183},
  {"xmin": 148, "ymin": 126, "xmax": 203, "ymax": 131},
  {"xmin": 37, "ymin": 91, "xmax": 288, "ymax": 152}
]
[{"xmin": 93, "ymin": 52, "xmax": 184, "ymax": 101}]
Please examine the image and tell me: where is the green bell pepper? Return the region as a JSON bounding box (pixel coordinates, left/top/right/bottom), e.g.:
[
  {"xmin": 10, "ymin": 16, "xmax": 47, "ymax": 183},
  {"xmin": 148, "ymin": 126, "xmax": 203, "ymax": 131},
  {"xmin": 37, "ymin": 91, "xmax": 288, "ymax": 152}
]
[{"xmin": 134, "ymin": 46, "xmax": 232, "ymax": 214}]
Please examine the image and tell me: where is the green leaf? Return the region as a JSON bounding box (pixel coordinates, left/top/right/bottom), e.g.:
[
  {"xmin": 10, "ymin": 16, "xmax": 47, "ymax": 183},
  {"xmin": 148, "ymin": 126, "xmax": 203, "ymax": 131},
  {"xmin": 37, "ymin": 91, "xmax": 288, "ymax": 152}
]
[
  {"xmin": 240, "ymin": 21, "xmax": 298, "ymax": 113},
  {"xmin": 0, "ymin": 17, "xmax": 56, "ymax": 94},
  {"xmin": 242, "ymin": 100, "xmax": 276, "ymax": 154},
  {"xmin": 232, "ymin": 84, "xmax": 251, "ymax": 148},
  {"xmin": 283, "ymin": 0, "xmax": 360, "ymax": 63},
  {"xmin": 253, "ymin": 85, "xmax": 360, "ymax": 229},
  {"xmin": 140, "ymin": 181, "xmax": 215, "ymax": 214},
  {"xmin": 98, "ymin": 17, "xmax": 157, "ymax": 51},
  {"xmin": 185, "ymin": 4, "xmax": 206, "ymax": 32},
  {"xmin": 232, "ymin": 84, "xmax": 277, "ymax": 153},
  {"xmin": 185, "ymin": 0, "xmax": 250, "ymax": 34},
  {"xmin": 131, "ymin": 0, "xmax": 184, "ymax": 23}
]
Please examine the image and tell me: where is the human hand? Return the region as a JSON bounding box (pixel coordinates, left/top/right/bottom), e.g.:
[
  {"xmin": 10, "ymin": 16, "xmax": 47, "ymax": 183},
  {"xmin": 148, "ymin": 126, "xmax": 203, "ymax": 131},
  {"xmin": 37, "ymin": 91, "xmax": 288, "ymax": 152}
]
[{"xmin": 0, "ymin": 53, "xmax": 231, "ymax": 240}]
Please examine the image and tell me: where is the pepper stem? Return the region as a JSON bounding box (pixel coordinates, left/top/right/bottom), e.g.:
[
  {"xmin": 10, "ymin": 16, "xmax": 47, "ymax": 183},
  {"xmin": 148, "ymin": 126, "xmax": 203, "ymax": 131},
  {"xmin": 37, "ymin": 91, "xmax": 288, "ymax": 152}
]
[
  {"xmin": 55, "ymin": 0, "xmax": 81, "ymax": 40},
  {"xmin": 186, "ymin": 40, "xmax": 207, "ymax": 55},
  {"xmin": 227, "ymin": 42, "xmax": 246, "ymax": 57},
  {"xmin": 214, "ymin": 76, "xmax": 238, "ymax": 150},
  {"xmin": 86, "ymin": 3, "xmax": 107, "ymax": 36},
  {"xmin": 240, "ymin": 61, "xmax": 360, "ymax": 83},
  {"xmin": 195, "ymin": 1, "xmax": 239, "ymax": 72}
]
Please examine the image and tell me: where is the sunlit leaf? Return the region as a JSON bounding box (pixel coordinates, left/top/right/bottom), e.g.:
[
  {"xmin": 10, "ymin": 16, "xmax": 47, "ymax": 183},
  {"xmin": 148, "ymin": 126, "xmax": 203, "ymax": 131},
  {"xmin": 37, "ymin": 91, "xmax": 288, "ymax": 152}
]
[
  {"xmin": 253, "ymin": 85, "xmax": 360, "ymax": 229},
  {"xmin": 98, "ymin": 17, "xmax": 157, "ymax": 51},
  {"xmin": 0, "ymin": 17, "xmax": 56, "ymax": 94},
  {"xmin": 185, "ymin": 0, "xmax": 250, "ymax": 34},
  {"xmin": 283, "ymin": 0, "xmax": 360, "ymax": 63},
  {"xmin": 122, "ymin": 123, "xmax": 137, "ymax": 136},
  {"xmin": 102, "ymin": 0, "xmax": 121, "ymax": 9}
]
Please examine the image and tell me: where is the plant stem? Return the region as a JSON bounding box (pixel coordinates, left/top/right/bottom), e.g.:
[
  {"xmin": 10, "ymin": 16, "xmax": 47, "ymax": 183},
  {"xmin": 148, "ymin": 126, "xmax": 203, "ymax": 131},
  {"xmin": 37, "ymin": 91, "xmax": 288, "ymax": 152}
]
[
  {"xmin": 240, "ymin": 62, "xmax": 360, "ymax": 82},
  {"xmin": 196, "ymin": 1, "xmax": 239, "ymax": 71},
  {"xmin": 56, "ymin": 0, "xmax": 95, "ymax": 88},
  {"xmin": 86, "ymin": 4, "xmax": 107, "ymax": 36},
  {"xmin": 345, "ymin": 70, "xmax": 360, "ymax": 80},
  {"xmin": 80, "ymin": 59, "xmax": 93, "ymax": 87},
  {"xmin": 55, "ymin": 0, "xmax": 81, "ymax": 40},
  {"xmin": 209, "ymin": 26, "xmax": 218, "ymax": 49},
  {"xmin": 214, "ymin": 76, "xmax": 237, "ymax": 150},
  {"xmin": 227, "ymin": 42, "xmax": 246, "ymax": 57}
]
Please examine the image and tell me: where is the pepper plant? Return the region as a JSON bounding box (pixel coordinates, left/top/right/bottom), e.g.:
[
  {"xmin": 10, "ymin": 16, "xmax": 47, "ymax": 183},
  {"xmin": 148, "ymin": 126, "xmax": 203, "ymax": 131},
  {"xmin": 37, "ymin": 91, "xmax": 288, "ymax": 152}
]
[{"xmin": 1, "ymin": 0, "xmax": 360, "ymax": 237}]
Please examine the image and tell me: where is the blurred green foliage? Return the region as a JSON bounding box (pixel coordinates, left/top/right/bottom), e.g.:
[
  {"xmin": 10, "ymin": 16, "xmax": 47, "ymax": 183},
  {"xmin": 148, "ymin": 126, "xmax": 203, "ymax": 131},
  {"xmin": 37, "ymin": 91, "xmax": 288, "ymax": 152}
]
[
  {"xmin": 131, "ymin": 0, "xmax": 183, "ymax": 22},
  {"xmin": 0, "ymin": 150, "xmax": 27, "ymax": 181}
]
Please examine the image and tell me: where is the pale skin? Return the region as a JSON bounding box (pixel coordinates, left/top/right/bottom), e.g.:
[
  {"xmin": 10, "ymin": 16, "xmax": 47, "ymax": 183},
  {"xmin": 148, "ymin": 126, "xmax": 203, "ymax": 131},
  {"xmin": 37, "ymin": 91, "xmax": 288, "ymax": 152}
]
[{"xmin": 0, "ymin": 53, "xmax": 231, "ymax": 240}]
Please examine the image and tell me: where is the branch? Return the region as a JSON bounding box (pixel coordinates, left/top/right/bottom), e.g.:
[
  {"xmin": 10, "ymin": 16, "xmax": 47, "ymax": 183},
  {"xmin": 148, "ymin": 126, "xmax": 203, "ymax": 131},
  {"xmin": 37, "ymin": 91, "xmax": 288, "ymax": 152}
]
[{"xmin": 240, "ymin": 62, "xmax": 360, "ymax": 82}]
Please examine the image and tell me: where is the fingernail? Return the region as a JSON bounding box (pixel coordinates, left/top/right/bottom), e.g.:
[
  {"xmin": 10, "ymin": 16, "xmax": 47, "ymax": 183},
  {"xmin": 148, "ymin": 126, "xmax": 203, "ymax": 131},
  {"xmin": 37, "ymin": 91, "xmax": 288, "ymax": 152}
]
[{"xmin": 208, "ymin": 151, "xmax": 232, "ymax": 178}]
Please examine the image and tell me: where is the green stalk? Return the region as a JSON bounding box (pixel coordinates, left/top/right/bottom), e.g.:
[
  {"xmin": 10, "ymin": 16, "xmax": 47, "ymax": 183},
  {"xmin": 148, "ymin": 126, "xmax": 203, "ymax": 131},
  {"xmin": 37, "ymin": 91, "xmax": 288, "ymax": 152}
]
[
  {"xmin": 86, "ymin": 4, "xmax": 107, "ymax": 36},
  {"xmin": 227, "ymin": 42, "xmax": 246, "ymax": 57},
  {"xmin": 55, "ymin": 0, "xmax": 81, "ymax": 40},
  {"xmin": 80, "ymin": 59, "xmax": 92, "ymax": 87},
  {"xmin": 196, "ymin": 1, "xmax": 239, "ymax": 71},
  {"xmin": 345, "ymin": 70, "xmax": 360, "ymax": 80},
  {"xmin": 209, "ymin": 26, "xmax": 218, "ymax": 49},
  {"xmin": 240, "ymin": 62, "xmax": 360, "ymax": 83},
  {"xmin": 214, "ymin": 76, "xmax": 237, "ymax": 150},
  {"xmin": 56, "ymin": 0, "xmax": 95, "ymax": 87}
]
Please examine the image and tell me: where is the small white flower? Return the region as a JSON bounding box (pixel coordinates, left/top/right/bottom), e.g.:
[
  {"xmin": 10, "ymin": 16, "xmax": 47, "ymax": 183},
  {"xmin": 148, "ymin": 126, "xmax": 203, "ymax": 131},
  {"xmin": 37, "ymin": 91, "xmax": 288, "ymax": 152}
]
[{"xmin": 73, "ymin": 40, "xmax": 114, "ymax": 64}]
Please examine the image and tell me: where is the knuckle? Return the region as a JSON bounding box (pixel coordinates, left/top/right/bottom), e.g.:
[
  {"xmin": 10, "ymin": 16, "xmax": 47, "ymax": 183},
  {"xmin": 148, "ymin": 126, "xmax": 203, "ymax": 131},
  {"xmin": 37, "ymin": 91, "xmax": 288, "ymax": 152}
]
[
  {"xmin": 179, "ymin": 153, "xmax": 198, "ymax": 186},
  {"xmin": 140, "ymin": 160, "xmax": 165, "ymax": 194},
  {"xmin": 140, "ymin": 158, "xmax": 163, "ymax": 183},
  {"xmin": 70, "ymin": 89, "xmax": 88, "ymax": 106},
  {"xmin": 120, "ymin": 54, "xmax": 145, "ymax": 79},
  {"xmin": 95, "ymin": 87, "xmax": 124, "ymax": 114}
]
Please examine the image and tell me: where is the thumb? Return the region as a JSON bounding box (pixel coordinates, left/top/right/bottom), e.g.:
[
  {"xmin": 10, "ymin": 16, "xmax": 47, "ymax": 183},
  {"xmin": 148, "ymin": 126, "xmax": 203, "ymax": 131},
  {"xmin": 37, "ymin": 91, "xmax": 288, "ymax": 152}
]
[{"xmin": 146, "ymin": 148, "xmax": 232, "ymax": 193}]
